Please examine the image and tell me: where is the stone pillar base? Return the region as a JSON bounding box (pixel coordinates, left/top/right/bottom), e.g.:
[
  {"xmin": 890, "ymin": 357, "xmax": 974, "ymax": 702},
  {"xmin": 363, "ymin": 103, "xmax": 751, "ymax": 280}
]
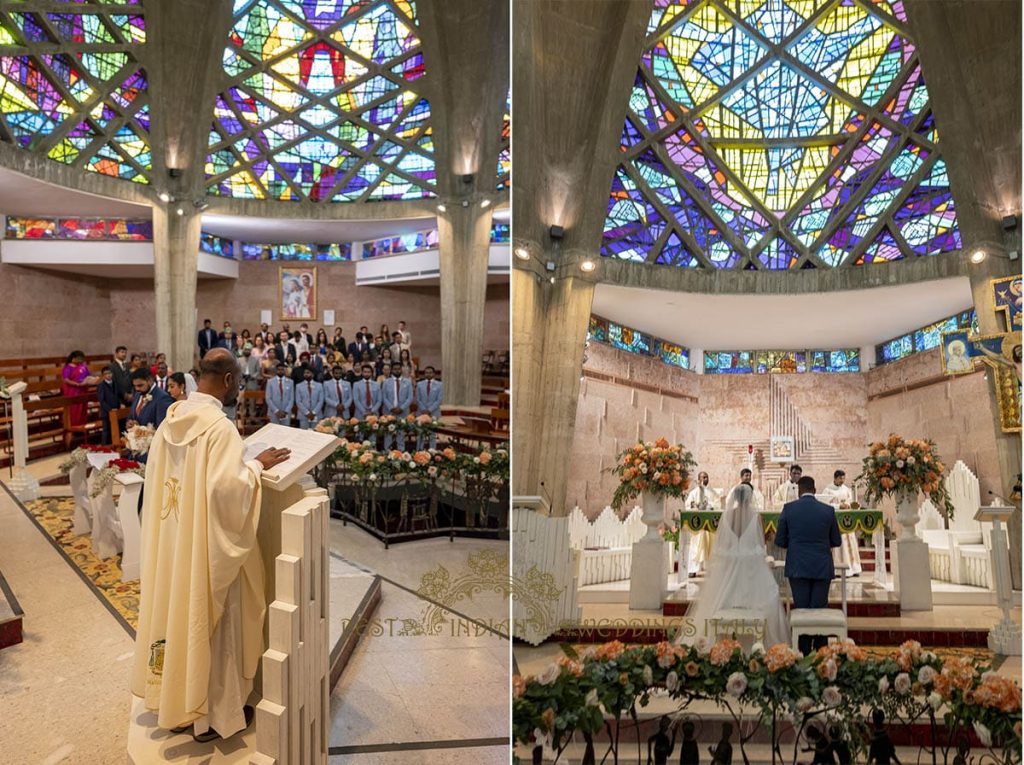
[
  {"xmin": 8, "ymin": 468, "xmax": 39, "ymax": 503},
  {"xmin": 629, "ymin": 539, "xmax": 668, "ymax": 610},
  {"xmin": 894, "ymin": 538, "xmax": 933, "ymax": 611},
  {"xmin": 988, "ymin": 617, "xmax": 1023, "ymax": 656}
]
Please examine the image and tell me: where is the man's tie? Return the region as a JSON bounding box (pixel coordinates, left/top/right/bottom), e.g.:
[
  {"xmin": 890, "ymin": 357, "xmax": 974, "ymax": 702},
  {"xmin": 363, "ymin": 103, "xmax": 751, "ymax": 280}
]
[
  {"xmin": 135, "ymin": 397, "xmax": 143, "ymax": 416},
  {"xmin": 307, "ymin": 381, "xmax": 312, "ymax": 400},
  {"xmin": 426, "ymin": 380, "xmax": 430, "ymax": 397},
  {"xmin": 278, "ymin": 379, "xmax": 283, "ymax": 397},
  {"xmin": 365, "ymin": 382, "xmax": 371, "ymax": 407},
  {"xmin": 394, "ymin": 378, "xmax": 399, "ymax": 405},
  {"xmin": 336, "ymin": 382, "xmax": 342, "ymax": 405}
]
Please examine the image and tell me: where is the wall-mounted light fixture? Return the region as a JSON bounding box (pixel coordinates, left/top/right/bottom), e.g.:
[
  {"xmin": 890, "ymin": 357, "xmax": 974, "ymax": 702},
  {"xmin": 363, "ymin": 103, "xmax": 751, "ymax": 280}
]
[
  {"xmin": 480, "ymin": 199, "xmax": 491, "ymax": 209},
  {"xmin": 514, "ymin": 247, "xmax": 530, "ymax": 261},
  {"xmin": 158, "ymin": 191, "xmax": 171, "ymax": 203},
  {"xmin": 168, "ymin": 168, "xmax": 183, "ymax": 179},
  {"xmin": 969, "ymin": 248, "xmax": 987, "ymax": 264},
  {"xmin": 436, "ymin": 203, "xmax": 446, "ymax": 213},
  {"xmin": 549, "ymin": 225, "xmax": 565, "ymax": 241},
  {"xmin": 580, "ymin": 259, "xmax": 596, "ymax": 272}
]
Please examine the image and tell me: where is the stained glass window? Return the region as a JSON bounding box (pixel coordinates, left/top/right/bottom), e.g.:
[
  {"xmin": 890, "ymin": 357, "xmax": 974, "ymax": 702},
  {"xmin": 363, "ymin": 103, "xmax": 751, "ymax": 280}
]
[
  {"xmin": 588, "ymin": 314, "xmax": 689, "ymax": 370},
  {"xmin": 704, "ymin": 351, "xmax": 753, "ymax": 374},
  {"xmin": 5, "ymin": 216, "xmax": 152, "ymax": 240},
  {"xmin": 876, "ymin": 309, "xmax": 975, "ymax": 364},
  {"xmin": 497, "ymin": 88, "xmax": 509, "ymax": 190},
  {"xmin": 241, "ymin": 242, "xmax": 351, "ymax": 261},
  {"xmin": 605, "ymin": 0, "xmax": 959, "ymax": 269},
  {"xmin": 0, "ymin": 6, "xmax": 151, "ymax": 184},
  {"xmin": 490, "ymin": 221, "xmax": 509, "ymax": 243},
  {"xmin": 363, "ymin": 227, "xmax": 438, "ymax": 258},
  {"xmin": 206, "ymin": 0, "xmax": 436, "ymax": 203},
  {"xmin": 200, "ymin": 232, "xmax": 234, "ymax": 258},
  {"xmin": 754, "ymin": 351, "xmax": 806, "ymax": 374},
  {"xmin": 5, "ymin": 217, "xmax": 54, "ymax": 238},
  {"xmin": 810, "ymin": 350, "xmax": 861, "ymax": 373}
]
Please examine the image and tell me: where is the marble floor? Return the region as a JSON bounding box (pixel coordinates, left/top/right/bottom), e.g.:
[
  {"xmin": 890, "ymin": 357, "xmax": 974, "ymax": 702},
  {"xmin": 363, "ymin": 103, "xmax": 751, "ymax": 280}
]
[
  {"xmin": 327, "ymin": 522, "xmax": 510, "ymax": 763},
  {"xmin": 0, "ymin": 456, "xmax": 511, "ymax": 764}
]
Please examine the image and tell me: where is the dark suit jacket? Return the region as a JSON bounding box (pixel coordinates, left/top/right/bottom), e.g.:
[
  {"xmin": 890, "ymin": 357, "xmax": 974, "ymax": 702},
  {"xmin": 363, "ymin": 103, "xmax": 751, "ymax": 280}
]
[
  {"xmin": 110, "ymin": 361, "xmax": 132, "ymax": 403},
  {"xmin": 198, "ymin": 327, "xmax": 217, "ymax": 357},
  {"xmin": 775, "ymin": 495, "xmax": 842, "ymax": 580},
  {"xmin": 97, "ymin": 380, "xmax": 120, "ymax": 415},
  {"xmin": 275, "ymin": 342, "xmax": 297, "ymax": 364},
  {"xmin": 347, "ymin": 342, "xmax": 364, "ymax": 362},
  {"xmin": 130, "ymin": 386, "xmax": 173, "ymax": 430}
]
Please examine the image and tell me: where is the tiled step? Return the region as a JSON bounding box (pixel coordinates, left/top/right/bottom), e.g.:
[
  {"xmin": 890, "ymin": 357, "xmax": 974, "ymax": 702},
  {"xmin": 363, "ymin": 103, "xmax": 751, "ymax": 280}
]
[{"xmin": 663, "ymin": 596, "xmax": 901, "ymax": 619}]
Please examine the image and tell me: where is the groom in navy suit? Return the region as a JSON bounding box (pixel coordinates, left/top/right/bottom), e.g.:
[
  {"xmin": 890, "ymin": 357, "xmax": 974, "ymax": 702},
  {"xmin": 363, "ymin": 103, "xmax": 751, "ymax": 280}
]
[
  {"xmin": 127, "ymin": 368, "xmax": 173, "ymax": 462},
  {"xmin": 775, "ymin": 475, "xmax": 842, "ymax": 654}
]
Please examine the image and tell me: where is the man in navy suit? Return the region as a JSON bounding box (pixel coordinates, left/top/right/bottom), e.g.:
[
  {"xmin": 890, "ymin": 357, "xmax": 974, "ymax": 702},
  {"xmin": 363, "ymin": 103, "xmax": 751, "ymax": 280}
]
[
  {"xmin": 774, "ymin": 475, "xmax": 842, "ymax": 655},
  {"xmin": 127, "ymin": 368, "xmax": 174, "ymax": 462}
]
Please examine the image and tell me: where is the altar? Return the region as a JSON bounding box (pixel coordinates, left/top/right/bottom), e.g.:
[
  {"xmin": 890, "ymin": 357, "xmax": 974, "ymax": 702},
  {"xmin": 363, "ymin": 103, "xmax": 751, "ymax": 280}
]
[{"xmin": 674, "ymin": 508, "xmax": 888, "ymax": 586}]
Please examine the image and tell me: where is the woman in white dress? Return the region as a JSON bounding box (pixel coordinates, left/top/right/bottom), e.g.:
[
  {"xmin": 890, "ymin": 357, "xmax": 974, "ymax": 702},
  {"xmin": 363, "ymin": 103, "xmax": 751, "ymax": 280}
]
[{"xmin": 677, "ymin": 483, "xmax": 789, "ymax": 648}]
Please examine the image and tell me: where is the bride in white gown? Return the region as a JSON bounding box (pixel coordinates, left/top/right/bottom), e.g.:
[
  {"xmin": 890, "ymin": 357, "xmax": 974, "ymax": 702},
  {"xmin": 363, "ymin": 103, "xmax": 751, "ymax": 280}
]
[{"xmin": 676, "ymin": 483, "xmax": 789, "ymax": 647}]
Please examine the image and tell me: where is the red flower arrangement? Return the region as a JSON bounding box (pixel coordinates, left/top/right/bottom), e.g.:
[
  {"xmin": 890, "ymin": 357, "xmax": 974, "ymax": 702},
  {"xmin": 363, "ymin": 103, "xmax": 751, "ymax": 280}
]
[{"xmin": 107, "ymin": 458, "xmax": 141, "ymax": 471}]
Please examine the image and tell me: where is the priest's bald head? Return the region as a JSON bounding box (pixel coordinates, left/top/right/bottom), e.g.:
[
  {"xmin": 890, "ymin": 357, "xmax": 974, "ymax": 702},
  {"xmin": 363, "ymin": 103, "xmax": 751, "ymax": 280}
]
[{"xmin": 198, "ymin": 348, "xmax": 241, "ymax": 407}]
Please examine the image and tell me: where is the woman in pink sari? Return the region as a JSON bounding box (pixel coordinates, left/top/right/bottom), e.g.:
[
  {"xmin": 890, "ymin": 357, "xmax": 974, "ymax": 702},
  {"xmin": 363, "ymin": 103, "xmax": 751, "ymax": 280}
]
[{"xmin": 61, "ymin": 350, "xmax": 93, "ymax": 426}]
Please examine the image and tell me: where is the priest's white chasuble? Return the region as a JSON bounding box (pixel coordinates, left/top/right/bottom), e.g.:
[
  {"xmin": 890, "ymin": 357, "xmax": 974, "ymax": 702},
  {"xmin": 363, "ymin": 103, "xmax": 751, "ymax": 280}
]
[
  {"xmin": 821, "ymin": 483, "xmax": 862, "ymax": 576},
  {"xmin": 131, "ymin": 392, "xmax": 265, "ymax": 737},
  {"xmin": 773, "ymin": 480, "xmax": 799, "ymax": 507}
]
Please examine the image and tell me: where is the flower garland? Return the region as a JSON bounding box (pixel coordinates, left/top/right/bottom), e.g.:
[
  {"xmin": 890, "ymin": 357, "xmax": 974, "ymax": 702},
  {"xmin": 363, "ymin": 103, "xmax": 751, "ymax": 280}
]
[
  {"xmin": 514, "ymin": 639, "xmax": 1021, "ymax": 762},
  {"xmin": 58, "ymin": 444, "xmax": 118, "ymax": 473},
  {"xmin": 89, "ymin": 458, "xmax": 145, "ymax": 498},
  {"xmin": 857, "ymin": 434, "xmax": 955, "ymax": 518},
  {"xmin": 328, "ymin": 438, "xmax": 508, "ymax": 487},
  {"xmin": 315, "ymin": 414, "xmax": 440, "ymax": 445},
  {"xmin": 604, "ymin": 438, "xmax": 696, "ymax": 511}
]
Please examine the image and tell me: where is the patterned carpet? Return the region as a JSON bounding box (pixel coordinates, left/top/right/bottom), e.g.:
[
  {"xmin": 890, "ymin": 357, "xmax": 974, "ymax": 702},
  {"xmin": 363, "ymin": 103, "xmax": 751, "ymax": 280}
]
[{"xmin": 21, "ymin": 496, "xmax": 139, "ymax": 632}]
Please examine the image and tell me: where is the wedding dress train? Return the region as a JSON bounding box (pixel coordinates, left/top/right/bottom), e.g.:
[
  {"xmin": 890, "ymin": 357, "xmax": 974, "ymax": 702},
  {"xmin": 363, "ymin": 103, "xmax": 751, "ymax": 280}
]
[{"xmin": 676, "ymin": 484, "xmax": 789, "ymax": 648}]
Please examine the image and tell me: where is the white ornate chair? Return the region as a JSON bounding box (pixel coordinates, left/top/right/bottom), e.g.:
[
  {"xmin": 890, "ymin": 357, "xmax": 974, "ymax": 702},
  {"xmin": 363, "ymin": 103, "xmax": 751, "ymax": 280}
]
[
  {"xmin": 919, "ymin": 462, "xmax": 992, "ymax": 588},
  {"xmin": 568, "ymin": 506, "xmax": 669, "ymax": 586}
]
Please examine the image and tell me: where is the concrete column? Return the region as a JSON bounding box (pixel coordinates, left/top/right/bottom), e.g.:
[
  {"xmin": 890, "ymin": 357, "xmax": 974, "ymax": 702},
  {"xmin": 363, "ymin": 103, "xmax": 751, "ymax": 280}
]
[
  {"xmin": 153, "ymin": 206, "xmax": 202, "ymax": 374},
  {"xmin": 437, "ymin": 203, "xmax": 493, "ymax": 405},
  {"xmin": 513, "ymin": 268, "xmax": 595, "ymax": 515}
]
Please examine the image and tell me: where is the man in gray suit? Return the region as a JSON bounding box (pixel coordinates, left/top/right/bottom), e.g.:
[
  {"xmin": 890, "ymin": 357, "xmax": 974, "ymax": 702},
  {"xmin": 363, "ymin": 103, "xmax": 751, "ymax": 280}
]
[{"xmin": 774, "ymin": 475, "xmax": 841, "ymax": 655}]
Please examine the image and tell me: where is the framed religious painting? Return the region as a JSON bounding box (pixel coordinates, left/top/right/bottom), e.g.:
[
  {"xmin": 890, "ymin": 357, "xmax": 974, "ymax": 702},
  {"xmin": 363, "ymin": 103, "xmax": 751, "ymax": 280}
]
[
  {"xmin": 279, "ymin": 266, "xmax": 316, "ymax": 321},
  {"xmin": 769, "ymin": 436, "xmax": 794, "ymax": 463},
  {"xmin": 992, "ymin": 275, "xmax": 1022, "ymax": 331},
  {"xmin": 940, "ymin": 330, "xmax": 975, "ymax": 375}
]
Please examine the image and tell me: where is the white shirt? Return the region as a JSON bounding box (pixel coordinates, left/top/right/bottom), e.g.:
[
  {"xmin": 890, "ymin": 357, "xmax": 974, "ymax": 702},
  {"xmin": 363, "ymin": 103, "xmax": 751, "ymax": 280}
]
[{"xmin": 685, "ymin": 484, "xmax": 718, "ymax": 510}]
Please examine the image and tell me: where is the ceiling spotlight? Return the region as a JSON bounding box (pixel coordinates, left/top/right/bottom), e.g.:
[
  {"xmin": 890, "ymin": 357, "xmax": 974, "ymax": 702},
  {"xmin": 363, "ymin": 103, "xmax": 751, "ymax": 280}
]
[
  {"xmin": 549, "ymin": 225, "xmax": 565, "ymax": 241},
  {"xmin": 460, "ymin": 173, "xmax": 474, "ymax": 185},
  {"xmin": 514, "ymin": 247, "xmax": 530, "ymax": 260},
  {"xmin": 461, "ymin": 199, "xmax": 469, "ymax": 208},
  {"xmin": 158, "ymin": 191, "xmax": 171, "ymax": 203},
  {"xmin": 436, "ymin": 203, "xmax": 447, "ymax": 213},
  {"xmin": 580, "ymin": 259, "xmax": 596, "ymax": 272},
  {"xmin": 549, "ymin": 276, "xmax": 556, "ymax": 284},
  {"xmin": 176, "ymin": 206, "xmax": 185, "ymax": 216},
  {"xmin": 480, "ymin": 199, "xmax": 491, "ymax": 209},
  {"xmin": 969, "ymin": 248, "xmax": 987, "ymax": 264}
]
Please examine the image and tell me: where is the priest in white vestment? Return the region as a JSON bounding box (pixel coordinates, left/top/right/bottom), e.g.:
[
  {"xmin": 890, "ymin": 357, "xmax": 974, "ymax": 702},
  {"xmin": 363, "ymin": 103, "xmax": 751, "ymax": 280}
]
[
  {"xmin": 684, "ymin": 472, "xmax": 719, "ymax": 576},
  {"xmin": 131, "ymin": 349, "xmax": 291, "ymax": 741},
  {"xmin": 773, "ymin": 464, "xmax": 802, "ymax": 508},
  {"xmin": 821, "ymin": 469, "xmax": 862, "ymax": 576}
]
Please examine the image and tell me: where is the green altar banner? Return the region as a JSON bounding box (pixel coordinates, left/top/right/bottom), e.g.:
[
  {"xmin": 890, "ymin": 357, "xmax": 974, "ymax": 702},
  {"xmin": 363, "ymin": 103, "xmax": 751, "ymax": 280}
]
[{"xmin": 675, "ymin": 509, "xmax": 883, "ymax": 536}]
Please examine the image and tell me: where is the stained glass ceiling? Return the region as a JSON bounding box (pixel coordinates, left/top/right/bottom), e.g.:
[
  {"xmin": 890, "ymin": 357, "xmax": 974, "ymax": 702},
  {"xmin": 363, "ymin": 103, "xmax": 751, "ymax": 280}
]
[
  {"xmin": 0, "ymin": 1, "xmax": 151, "ymax": 184},
  {"xmin": 603, "ymin": 0, "xmax": 961, "ymax": 269},
  {"xmin": 206, "ymin": 0, "xmax": 437, "ymax": 203}
]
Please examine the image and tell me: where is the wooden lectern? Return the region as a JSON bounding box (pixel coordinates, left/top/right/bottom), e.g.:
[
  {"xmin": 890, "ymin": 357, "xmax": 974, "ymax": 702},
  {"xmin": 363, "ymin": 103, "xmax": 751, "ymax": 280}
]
[{"xmin": 127, "ymin": 424, "xmax": 339, "ymax": 764}]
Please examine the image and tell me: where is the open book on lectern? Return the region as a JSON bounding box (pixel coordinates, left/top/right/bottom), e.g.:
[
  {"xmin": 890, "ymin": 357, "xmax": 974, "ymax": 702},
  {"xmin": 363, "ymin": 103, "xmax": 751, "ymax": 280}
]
[{"xmin": 243, "ymin": 423, "xmax": 340, "ymax": 490}]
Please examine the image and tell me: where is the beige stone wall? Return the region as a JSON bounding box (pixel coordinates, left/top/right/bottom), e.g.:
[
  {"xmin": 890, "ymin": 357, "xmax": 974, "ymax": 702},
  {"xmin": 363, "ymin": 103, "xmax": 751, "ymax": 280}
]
[
  {"xmin": 568, "ymin": 343, "xmax": 999, "ymax": 519},
  {"xmin": 865, "ymin": 347, "xmax": 1002, "ymax": 499},
  {"xmin": 0, "ymin": 262, "xmax": 113, "ymax": 358},
  {"xmin": 4, "ymin": 262, "xmax": 508, "ymax": 371}
]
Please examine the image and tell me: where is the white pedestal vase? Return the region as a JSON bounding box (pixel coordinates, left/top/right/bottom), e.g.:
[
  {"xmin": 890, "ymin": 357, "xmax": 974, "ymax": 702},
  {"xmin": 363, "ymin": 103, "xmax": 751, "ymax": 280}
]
[
  {"xmin": 629, "ymin": 493, "xmax": 670, "ymax": 610},
  {"xmin": 892, "ymin": 491, "xmax": 932, "ymax": 611},
  {"xmin": 69, "ymin": 462, "xmax": 92, "ymax": 535},
  {"xmin": 114, "ymin": 472, "xmax": 144, "ymax": 582},
  {"xmin": 90, "ymin": 482, "xmax": 123, "ymax": 560}
]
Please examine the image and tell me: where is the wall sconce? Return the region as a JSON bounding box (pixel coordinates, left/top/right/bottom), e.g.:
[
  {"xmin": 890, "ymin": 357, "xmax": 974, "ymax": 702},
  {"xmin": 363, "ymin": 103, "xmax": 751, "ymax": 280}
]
[
  {"xmin": 514, "ymin": 247, "xmax": 530, "ymax": 261},
  {"xmin": 436, "ymin": 203, "xmax": 446, "ymax": 213},
  {"xmin": 969, "ymin": 248, "xmax": 987, "ymax": 264},
  {"xmin": 580, "ymin": 259, "xmax": 596, "ymax": 272}
]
